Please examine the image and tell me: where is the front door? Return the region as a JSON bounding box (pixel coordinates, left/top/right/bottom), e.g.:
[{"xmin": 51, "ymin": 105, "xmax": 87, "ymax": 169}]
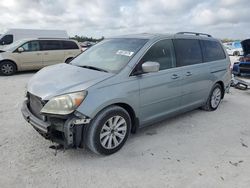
[
  {"xmin": 15, "ymin": 40, "xmax": 43, "ymax": 70},
  {"xmin": 134, "ymin": 39, "xmax": 183, "ymax": 125}
]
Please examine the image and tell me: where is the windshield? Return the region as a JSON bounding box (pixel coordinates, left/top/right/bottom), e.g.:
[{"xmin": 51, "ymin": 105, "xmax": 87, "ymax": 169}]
[
  {"xmin": 2, "ymin": 39, "xmax": 27, "ymax": 52},
  {"xmin": 70, "ymin": 38, "xmax": 148, "ymax": 73}
]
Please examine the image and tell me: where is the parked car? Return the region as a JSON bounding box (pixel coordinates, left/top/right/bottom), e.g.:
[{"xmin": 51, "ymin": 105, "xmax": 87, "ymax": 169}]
[
  {"xmin": 21, "ymin": 32, "xmax": 231, "ymax": 155},
  {"xmin": 0, "ymin": 38, "xmax": 81, "ymax": 75},
  {"xmin": 232, "ymin": 39, "xmax": 250, "ymax": 76},
  {"xmin": 225, "ymin": 45, "xmax": 243, "ymax": 56},
  {"xmin": 80, "ymin": 41, "xmax": 96, "ymax": 51},
  {"xmin": 226, "ymin": 41, "xmax": 242, "ymax": 48},
  {"xmin": 0, "ymin": 29, "xmax": 68, "ymax": 48}
]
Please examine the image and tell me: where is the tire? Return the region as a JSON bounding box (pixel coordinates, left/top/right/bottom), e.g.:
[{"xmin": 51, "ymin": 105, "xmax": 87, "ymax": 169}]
[
  {"xmin": 85, "ymin": 105, "xmax": 131, "ymax": 155},
  {"xmin": 65, "ymin": 57, "xmax": 73, "ymax": 64},
  {"xmin": 233, "ymin": 51, "xmax": 240, "ymax": 56},
  {"xmin": 202, "ymin": 83, "xmax": 222, "ymax": 111},
  {"xmin": 0, "ymin": 61, "xmax": 17, "ymax": 76}
]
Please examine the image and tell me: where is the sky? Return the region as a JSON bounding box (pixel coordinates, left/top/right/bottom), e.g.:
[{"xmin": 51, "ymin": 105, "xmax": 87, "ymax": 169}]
[{"xmin": 0, "ymin": 0, "xmax": 249, "ymax": 39}]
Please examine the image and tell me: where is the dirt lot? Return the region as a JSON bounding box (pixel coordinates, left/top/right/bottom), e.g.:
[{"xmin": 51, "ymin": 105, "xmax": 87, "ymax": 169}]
[{"xmin": 1, "ymin": 58, "xmax": 250, "ymax": 188}]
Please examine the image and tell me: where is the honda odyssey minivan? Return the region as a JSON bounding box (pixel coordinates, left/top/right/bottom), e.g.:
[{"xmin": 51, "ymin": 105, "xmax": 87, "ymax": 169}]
[
  {"xmin": 0, "ymin": 38, "xmax": 81, "ymax": 75},
  {"xmin": 21, "ymin": 32, "xmax": 231, "ymax": 155}
]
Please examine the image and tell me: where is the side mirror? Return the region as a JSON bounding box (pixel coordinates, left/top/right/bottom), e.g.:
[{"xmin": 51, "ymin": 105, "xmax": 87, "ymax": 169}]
[
  {"xmin": 17, "ymin": 47, "xmax": 24, "ymax": 53},
  {"xmin": 142, "ymin": 61, "xmax": 160, "ymax": 73}
]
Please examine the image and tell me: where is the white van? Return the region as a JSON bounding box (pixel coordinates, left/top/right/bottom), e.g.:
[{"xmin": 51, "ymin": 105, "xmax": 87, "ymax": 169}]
[{"xmin": 0, "ymin": 29, "xmax": 68, "ymax": 48}]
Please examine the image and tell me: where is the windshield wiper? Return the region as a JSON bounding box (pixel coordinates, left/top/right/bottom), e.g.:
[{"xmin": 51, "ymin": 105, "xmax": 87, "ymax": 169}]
[{"xmin": 79, "ymin": 65, "xmax": 108, "ymax": 73}]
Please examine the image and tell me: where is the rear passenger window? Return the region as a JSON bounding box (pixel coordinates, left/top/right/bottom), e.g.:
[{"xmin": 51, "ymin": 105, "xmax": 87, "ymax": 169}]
[
  {"xmin": 201, "ymin": 40, "xmax": 226, "ymax": 62},
  {"xmin": 62, "ymin": 41, "xmax": 79, "ymax": 50},
  {"xmin": 141, "ymin": 39, "xmax": 176, "ymax": 70},
  {"xmin": 174, "ymin": 39, "xmax": 203, "ymax": 67},
  {"xmin": 40, "ymin": 40, "xmax": 62, "ymax": 50}
]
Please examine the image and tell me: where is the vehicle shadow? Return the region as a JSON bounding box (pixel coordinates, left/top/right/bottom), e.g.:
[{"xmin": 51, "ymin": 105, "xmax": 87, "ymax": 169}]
[
  {"xmin": 64, "ymin": 108, "xmax": 204, "ymax": 159},
  {"xmin": 15, "ymin": 70, "xmax": 38, "ymax": 75},
  {"xmin": 0, "ymin": 70, "xmax": 37, "ymax": 77}
]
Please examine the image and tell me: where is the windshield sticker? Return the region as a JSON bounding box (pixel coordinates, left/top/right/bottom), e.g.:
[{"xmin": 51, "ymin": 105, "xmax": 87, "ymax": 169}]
[{"xmin": 116, "ymin": 50, "xmax": 134, "ymax": 57}]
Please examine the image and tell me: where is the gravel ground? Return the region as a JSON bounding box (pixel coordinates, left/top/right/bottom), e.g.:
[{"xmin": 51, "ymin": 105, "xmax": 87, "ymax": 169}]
[{"xmin": 1, "ymin": 58, "xmax": 250, "ymax": 188}]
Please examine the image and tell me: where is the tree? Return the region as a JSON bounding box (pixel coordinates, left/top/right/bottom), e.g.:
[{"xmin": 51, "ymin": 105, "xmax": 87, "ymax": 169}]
[{"xmin": 70, "ymin": 35, "xmax": 104, "ymax": 42}]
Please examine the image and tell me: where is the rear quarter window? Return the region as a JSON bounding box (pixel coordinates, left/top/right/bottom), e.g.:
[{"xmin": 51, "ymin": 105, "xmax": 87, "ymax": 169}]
[
  {"xmin": 201, "ymin": 40, "xmax": 226, "ymax": 62},
  {"xmin": 174, "ymin": 39, "xmax": 203, "ymax": 67},
  {"xmin": 62, "ymin": 41, "xmax": 79, "ymax": 50}
]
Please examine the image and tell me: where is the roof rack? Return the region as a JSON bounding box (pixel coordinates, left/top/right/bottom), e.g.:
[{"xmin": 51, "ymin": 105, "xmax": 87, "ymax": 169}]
[
  {"xmin": 177, "ymin": 32, "xmax": 212, "ymax": 37},
  {"xmin": 37, "ymin": 37, "xmax": 70, "ymax": 39}
]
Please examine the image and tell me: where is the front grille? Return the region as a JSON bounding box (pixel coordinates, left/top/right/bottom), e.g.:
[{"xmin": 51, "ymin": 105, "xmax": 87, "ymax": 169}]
[{"xmin": 28, "ymin": 93, "xmax": 46, "ymax": 121}]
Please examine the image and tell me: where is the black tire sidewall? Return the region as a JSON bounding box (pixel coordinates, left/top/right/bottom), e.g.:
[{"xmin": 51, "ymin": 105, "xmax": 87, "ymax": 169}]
[
  {"xmin": 85, "ymin": 106, "xmax": 131, "ymax": 155},
  {"xmin": 65, "ymin": 58, "xmax": 73, "ymax": 64},
  {"xmin": 0, "ymin": 61, "xmax": 16, "ymax": 76}
]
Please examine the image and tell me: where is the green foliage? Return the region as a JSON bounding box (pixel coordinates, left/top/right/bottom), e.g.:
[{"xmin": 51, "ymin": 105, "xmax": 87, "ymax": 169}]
[
  {"xmin": 221, "ymin": 38, "xmax": 241, "ymax": 43},
  {"xmin": 70, "ymin": 35, "xmax": 104, "ymax": 42}
]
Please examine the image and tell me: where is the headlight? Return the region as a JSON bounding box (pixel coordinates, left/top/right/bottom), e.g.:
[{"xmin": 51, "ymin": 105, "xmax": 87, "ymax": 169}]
[{"xmin": 41, "ymin": 91, "xmax": 87, "ymax": 115}]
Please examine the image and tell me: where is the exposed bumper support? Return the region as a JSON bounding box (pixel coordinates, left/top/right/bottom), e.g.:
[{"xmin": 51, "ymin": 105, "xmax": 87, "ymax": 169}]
[
  {"xmin": 21, "ymin": 100, "xmax": 50, "ymax": 133},
  {"xmin": 21, "ymin": 99, "xmax": 91, "ymax": 148}
]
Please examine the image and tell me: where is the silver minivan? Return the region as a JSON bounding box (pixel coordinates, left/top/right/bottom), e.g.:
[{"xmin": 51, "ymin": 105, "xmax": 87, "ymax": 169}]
[{"xmin": 21, "ymin": 32, "xmax": 231, "ymax": 155}]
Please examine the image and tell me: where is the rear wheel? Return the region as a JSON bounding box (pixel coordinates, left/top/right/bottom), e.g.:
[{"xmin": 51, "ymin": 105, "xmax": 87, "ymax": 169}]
[
  {"xmin": 85, "ymin": 105, "xmax": 131, "ymax": 155},
  {"xmin": 202, "ymin": 84, "xmax": 222, "ymax": 111},
  {"xmin": 65, "ymin": 57, "xmax": 73, "ymax": 64},
  {"xmin": 0, "ymin": 61, "xmax": 17, "ymax": 76}
]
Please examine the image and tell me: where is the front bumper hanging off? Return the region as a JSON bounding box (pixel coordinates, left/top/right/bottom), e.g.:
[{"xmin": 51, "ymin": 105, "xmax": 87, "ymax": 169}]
[{"xmin": 21, "ymin": 99, "xmax": 91, "ymax": 148}]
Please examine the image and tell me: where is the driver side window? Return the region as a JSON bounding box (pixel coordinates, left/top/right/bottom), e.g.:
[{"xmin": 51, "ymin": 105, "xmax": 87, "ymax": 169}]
[
  {"xmin": 132, "ymin": 39, "xmax": 176, "ymax": 75},
  {"xmin": 21, "ymin": 41, "xmax": 40, "ymax": 52},
  {"xmin": 134, "ymin": 39, "xmax": 176, "ymax": 74}
]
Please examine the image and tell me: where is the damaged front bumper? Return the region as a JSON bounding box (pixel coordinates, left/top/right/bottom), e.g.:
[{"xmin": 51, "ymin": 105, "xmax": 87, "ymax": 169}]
[{"xmin": 21, "ymin": 99, "xmax": 91, "ymax": 148}]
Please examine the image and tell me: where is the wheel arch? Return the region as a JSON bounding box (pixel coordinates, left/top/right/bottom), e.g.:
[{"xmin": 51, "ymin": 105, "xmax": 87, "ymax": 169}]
[
  {"xmin": 0, "ymin": 59, "xmax": 18, "ymax": 71},
  {"xmin": 216, "ymin": 81, "xmax": 225, "ymax": 99},
  {"xmin": 114, "ymin": 102, "xmax": 139, "ymax": 134},
  {"xmin": 87, "ymin": 102, "xmax": 139, "ymax": 134}
]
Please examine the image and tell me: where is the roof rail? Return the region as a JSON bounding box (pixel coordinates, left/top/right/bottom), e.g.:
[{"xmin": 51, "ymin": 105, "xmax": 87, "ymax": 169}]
[
  {"xmin": 177, "ymin": 32, "xmax": 212, "ymax": 37},
  {"xmin": 37, "ymin": 37, "xmax": 70, "ymax": 39}
]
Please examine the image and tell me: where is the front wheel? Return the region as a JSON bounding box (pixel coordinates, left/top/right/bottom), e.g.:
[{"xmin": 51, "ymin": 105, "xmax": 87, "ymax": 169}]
[
  {"xmin": 202, "ymin": 84, "xmax": 222, "ymax": 111},
  {"xmin": 85, "ymin": 105, "xmax": 131, "ymax": 155},
  {"xmin": 0, "ymin": 61, "xmax": 17, "ymax": 76}
]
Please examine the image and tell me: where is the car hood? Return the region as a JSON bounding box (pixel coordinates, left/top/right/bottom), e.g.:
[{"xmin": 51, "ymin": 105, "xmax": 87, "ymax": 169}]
[
  {"xmin": 241, "ymin": 39, "xmax": 250, "ymax": 56},
  {"xmin": 27, "ymin": 63, "xmax": 114, "ymax": 100}
]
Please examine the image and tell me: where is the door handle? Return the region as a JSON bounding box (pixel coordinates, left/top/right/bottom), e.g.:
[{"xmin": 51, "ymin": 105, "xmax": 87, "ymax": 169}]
[
  {"xmin": 44, "ymin": 52, "xmax": 49, "ymax": 55},
  {"xmin": 186, "ymin": 72, "xmax": 192, "ymax": 76},
  {"xmin": 36, "ymin": 53, "xmax": 42, "ymax": 55},
  {"xmin": 171, "ymin": 74, "xmax": 179, "ymax": 79}
]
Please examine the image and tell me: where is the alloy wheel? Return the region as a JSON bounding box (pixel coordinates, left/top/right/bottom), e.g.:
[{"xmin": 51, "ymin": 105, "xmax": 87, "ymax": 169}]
[
  {"xmin": 211, "ymin": 87, "xmax": 221, "ymax": 108},
  {"xmin": 1, "ymin": 63, "xmax": 14, "ymax": 75},
  {"xmin": 100, "ymin": 115, "xmax": 127, "ymax": 149}
]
